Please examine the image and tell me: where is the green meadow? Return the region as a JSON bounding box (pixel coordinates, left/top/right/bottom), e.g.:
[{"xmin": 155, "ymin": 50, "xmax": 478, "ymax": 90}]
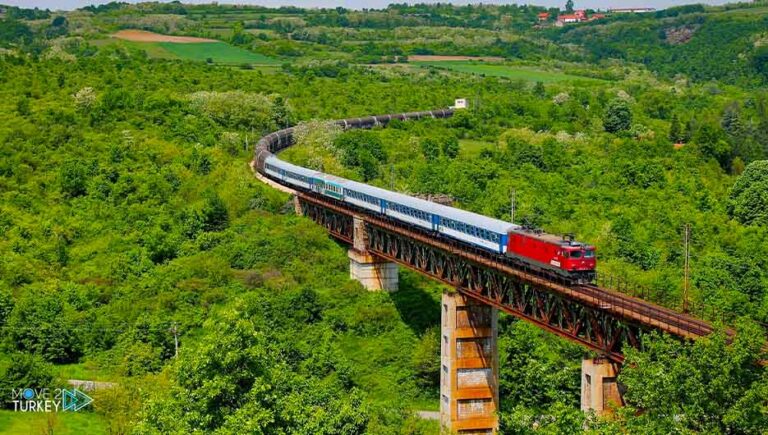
[
  {"xmin": 158, "ymin": 42, "xmax": 280, "ymax": 65},
  {"xmin": 413, "ymin": 61, "xmax": 603, "ymax": 83},
  {"xmin": 108, "ymin": 40, "xmax": 279, "ymax": 65},
  {"xmin": 0, "ymin": 410, "xmax": 107, "ymax": 435}
]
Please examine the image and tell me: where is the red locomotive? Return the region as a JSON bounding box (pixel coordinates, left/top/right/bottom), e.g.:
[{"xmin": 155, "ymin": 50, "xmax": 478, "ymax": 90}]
[{"xmin": 506, "ymin": 230, "xmax": 596, "ymax": 282}]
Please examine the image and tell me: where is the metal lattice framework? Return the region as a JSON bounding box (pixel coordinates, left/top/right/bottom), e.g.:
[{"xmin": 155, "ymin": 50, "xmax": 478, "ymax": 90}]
[
  {"xmin": 295, "ymin": 193, "xmax": 714, "ymax": 362},
  {"xmin": 252, "ymin": 106, "xmax": 717, "ymax": 363}
]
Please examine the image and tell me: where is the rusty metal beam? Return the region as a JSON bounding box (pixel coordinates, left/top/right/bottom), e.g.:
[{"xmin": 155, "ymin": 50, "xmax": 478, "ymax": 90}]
[{"xmin": 293, "ymin": 191, "xmax": 717, "ymax": 361}]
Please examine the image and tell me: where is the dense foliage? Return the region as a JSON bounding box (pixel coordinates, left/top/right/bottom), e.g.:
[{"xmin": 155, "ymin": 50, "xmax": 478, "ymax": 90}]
[{"xmin": 0, "ymin": 2, "xmax": 766, "ymax": 433}]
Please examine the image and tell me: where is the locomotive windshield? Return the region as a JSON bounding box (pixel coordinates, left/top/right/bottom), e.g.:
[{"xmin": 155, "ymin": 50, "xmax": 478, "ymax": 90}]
[
  {"xmin": 585, "ymin": 249, "xmax": 595, "ymax": 258},
  {"xmin": 570, "ymin": 250, "xmax": 582, "ymax": 258}
]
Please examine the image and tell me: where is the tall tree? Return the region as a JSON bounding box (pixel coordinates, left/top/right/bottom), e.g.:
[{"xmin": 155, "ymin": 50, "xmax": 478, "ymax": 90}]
[
  {"xmin": 727, "ymin": 160, "xmax": 768, "ymax": 226},
  {"xmin": 721, "ymin": 103, "xmax": 743, "ymax": 137},
  {"xmin": 669, "ymin": 113, "xmax": 682, "ymax": 142},
  {"xmin": 603, "ymin": 98, "xmax": 632, "ymax": 133}
]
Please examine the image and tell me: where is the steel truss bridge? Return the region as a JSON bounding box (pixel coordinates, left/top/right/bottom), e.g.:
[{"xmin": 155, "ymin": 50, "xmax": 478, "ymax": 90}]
[{"xmin": 252, "ymin": 108, "xmax": 714, "ymax": 362}]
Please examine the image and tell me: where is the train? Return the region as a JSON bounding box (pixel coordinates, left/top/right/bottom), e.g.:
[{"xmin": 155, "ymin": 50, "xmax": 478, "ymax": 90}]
[{"xmin": 254, "ymin": 109, "xmax": 597, "ymax": 282}]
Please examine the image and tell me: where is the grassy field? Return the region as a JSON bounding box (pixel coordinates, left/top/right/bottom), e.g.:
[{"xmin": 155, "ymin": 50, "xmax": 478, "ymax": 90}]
[
  {"xmin": 102, "ymin": 39, "xmax": 279, "ymax": 65},
  {"xmin": 413, "ymin": 61, "xmax": 603, "ymax": 83},
  {"xmin": 52, "ymin": 363, "xmax": 116, "ymax": 383},
  {"xmin": 0, "ymin": 410, "xmax": 107, "ymax": 435},
  {"xmin": 459, "ymin": 139, "xmax": 497, "ymax": 158},
  {"xmin": 157, "ymin": 42, "xmax": 280, "ymax": 65}
]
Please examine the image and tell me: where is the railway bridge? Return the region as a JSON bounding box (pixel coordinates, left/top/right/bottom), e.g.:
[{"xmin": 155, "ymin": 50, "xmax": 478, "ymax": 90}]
[{"xmin": 251, "ymin": 106, "xmax": 715, "ymax": 434}]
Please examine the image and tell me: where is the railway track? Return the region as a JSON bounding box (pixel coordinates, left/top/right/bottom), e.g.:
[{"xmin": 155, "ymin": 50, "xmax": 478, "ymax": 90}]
[
  {"xmin": 575, "ymin": 284, "xmax": 714, "ymax": 337},
  {"xmin": 252, "ymin": 106, "xmax": 729, "ymax": 357}
]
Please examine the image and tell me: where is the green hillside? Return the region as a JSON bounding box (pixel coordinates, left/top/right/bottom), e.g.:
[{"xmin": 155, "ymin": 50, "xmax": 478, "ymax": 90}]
[{"xmin": 158, "ymin": 41, "xmax": 281, "ymax": 65}]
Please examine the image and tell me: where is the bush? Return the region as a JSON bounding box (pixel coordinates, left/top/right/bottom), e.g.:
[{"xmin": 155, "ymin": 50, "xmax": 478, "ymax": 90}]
[
  {"xmin": 0, "ymin": 353, "xmax": 55, "ymax": 409},
  {"xmin": 603, "ymin": 98, "xmax": 632, "ymax": 133},
  {"xmin": 727, "ymin": 160, "xmax": 768, "ymax": 226}
]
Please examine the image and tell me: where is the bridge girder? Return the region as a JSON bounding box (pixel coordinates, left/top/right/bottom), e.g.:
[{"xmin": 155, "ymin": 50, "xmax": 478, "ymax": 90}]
[{"xmin": 296, "ymin": 193, "xmax": 650, "ymax": 362}]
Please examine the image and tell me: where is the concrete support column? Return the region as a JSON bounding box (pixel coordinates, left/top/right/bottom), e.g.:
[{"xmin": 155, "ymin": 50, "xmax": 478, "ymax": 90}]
[
  {"xmin": 348, "ymin": 215, "xmax": 398, "ymax": 291},
  {"xmin": 581, "ymin": 358, "xmax": 623, "ymax": 415},
  {"xmin": 440, "ymin": 291, "xmax": 499, "ymax": 434},
  {"xmin": 293, "ymin": 195, "xmax": 303, "ymax": 216}
]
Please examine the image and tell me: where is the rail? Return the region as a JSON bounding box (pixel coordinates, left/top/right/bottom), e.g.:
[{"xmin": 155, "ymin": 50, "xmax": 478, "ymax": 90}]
[{"xmin": 250, "ymin": 106, "xmax": 719, "ymax": 350}]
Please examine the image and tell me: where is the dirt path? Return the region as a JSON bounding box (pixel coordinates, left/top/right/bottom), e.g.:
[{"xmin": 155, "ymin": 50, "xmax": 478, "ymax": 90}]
[{"xmin": 112, "ymin": 29, "xmax": 218, "ymax": 43}]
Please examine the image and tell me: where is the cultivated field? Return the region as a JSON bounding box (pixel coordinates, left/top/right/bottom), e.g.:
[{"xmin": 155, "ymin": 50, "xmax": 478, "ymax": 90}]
[
  {"xmin": 158, "ymin": 42, "xmax": 280, "ymax": 65},
  {"xmin": 109, "ymin": 30, "xmax": 279, "ymax": 65},
  {"xmin": 112, "ymin": 29, "xmax": 218, "ymax": 43}
]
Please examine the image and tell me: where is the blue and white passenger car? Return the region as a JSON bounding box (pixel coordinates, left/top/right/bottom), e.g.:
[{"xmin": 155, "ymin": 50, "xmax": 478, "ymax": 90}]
[{"xmin": 266, "ymin": 155, "xmax": 518, "ymax": 254}]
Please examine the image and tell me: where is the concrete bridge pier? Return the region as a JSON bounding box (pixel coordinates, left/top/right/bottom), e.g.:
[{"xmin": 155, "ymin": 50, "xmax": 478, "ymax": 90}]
[
  {"xmin": 581, "ymin": 357, "xmax": 623, "ymax": 415},
  {"xmin": 440, "ymin": 291, "xmax": 499, "ymax": 434},
  {"xmin": 348, "ymin": 215, "xmax": 398, "ymax": 291}
]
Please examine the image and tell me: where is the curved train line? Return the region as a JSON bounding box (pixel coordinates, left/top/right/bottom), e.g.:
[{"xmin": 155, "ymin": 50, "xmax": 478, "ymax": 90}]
[{"xmin": 251, "ymin": 107, "xmax": 719, "ymax": 353}]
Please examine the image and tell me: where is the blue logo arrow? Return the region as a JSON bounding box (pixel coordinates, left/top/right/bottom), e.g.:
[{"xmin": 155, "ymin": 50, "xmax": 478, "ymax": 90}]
[{"xmin": 62, "ymin": 389, "xmax": 93, "ymax": 411}]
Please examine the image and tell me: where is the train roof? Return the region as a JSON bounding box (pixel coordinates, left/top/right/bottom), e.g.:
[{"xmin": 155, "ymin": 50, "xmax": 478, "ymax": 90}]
[
  {"xmin": 345, "ymin": 178, "xmax": 518, "ymax": 234},
  {"xmin": 511, "ymin": 228, "xmax": 594, "ymax": 248},
  {"xmin": 265, "ymin": 155, "xmax": 319, "ymax": 178},
  {"xmin": 268, "ymin": 156, "xmax": 517, "ymax": 234},
  {"xmin": 266, "ymin": 156, "xmax": 598, "ymax": 245},
  {"xmin": 267, "ymin": 155, "xmax": 596, "ymax": 244}
]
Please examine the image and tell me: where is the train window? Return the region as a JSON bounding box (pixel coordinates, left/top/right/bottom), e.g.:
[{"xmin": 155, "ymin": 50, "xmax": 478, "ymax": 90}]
[
  {"xmin": 585, "ymin": 250, "xmax": 595, "ymax": 258},
  {"xmin": 570, "ymin": 251, "xmax": 583, "ymax": 259}
]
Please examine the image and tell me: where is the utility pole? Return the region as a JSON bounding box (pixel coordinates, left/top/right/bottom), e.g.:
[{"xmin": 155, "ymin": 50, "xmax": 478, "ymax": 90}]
[
  {"xmin": 510, "ymin": 188, "xmax": 516, "ymax": 224},
  {"xmin": 390, "ymin": 164, "xmax": 395, "ymax": 190},
  {"xmin": 683, "ymin": 224, "xmax": 690, "ymax": 313},
  {"xmin": 171, "ymin": 322, "xmax": 179, "ymax": 358}
]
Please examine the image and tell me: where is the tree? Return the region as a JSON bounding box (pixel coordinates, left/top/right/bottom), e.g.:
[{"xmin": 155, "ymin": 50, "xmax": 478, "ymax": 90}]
[
  {"xmin": 683, "ymin": 119, "xmax": 694, "ymax": 143},
  {"xmin": 727, "ymin": 160, "xmax": 768, "ymax": 226},
  {"xmin": 15, "ymin": 97, "xmax": 30, "ymax": 116},
  {"xmin": 187, "ymin": 91, "xmax": 278, "ymax": 131},
  {"xmin": 0, "ymin": 353, "xmax": 54, "ymax": 409},
  {"xmin": 617, "ymin": 322, "xmax": 767, "ymax": 434},
  {"xmin": 565, "ymin": 0, "xmax": 574, "ymax": 13},
  {"xmin": 0, "ymin": 287, "xmax": 12, "ymax": 328},
  {"xmin": 721, "ymin": 103, "xmax": 743, "ymax": 137},
  {"xmin": 58, "ymin": 160, "xmax": 90, "ymax": 198},
  {"xmin": 411, "ymin": 327, "xmax": 440, "ymax": 389},
  {"xmin": 270, "ymin": 95, "xmax": 293, "ymax": 129},
  {"xmin": 201, "ymin": 191, "xmax": 229, "ymax": 232},
  {"xmin": 695, "ymin": 122, "xmax": 732, "ymax": 170},
  {"xmin": 603, "ymin": 98, "xmax": 632, "ymax": 133},
  {"xmin": 51, "ymin": 16, "xmax": 67, "ymax": 27},
  {"xmin": 135, "ymin": 306, "xmax": 368, "ymax": 433},
  {"xmin": 441, "ymin": 134, "xmax": 460, "ymax": 159},
  {"xmin": 5, "ymin": 289, "xmax": 83, "ymax": 363},
  {"xmin": 420, "ymin": 136, "xmax": 440, "ymax": 161},
  {"xmin": 669, "ymin": 113, "xmax": 682, "ymax": 142},
  {"xmin": 753, "ymin": 46, "xmax": 768, "ymax": 81}
]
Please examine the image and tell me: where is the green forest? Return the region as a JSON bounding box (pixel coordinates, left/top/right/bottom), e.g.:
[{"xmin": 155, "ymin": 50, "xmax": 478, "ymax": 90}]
[{"xmin": 0, "ymin": 1, "xmax": 767, "ymax": 434}]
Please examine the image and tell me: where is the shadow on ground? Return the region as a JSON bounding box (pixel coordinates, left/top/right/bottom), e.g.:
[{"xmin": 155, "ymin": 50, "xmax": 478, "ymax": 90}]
[{"xmin": 388, "ymin": 270, "xmax": 442, "ymax": 336}]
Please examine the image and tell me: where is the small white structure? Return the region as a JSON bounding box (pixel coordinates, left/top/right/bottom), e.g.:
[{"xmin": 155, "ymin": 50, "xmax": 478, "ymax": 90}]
[{"xmin": 452, "ymin": 98, "xmax": 468, "ymax": 110}]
